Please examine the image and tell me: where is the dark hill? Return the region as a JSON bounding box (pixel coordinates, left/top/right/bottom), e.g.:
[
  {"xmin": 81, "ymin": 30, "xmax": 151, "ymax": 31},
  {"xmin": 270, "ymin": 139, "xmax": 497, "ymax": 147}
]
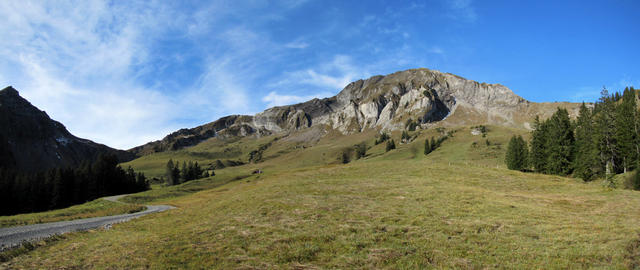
[{"xmin": 0, "ymin": 86, "xmax": 135, "ymax": 171}]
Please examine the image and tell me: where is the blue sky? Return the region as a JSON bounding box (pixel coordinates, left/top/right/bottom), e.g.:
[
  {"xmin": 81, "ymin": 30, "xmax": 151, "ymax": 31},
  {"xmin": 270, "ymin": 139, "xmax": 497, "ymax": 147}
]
[{"xmin": 0, "ymin": 0, "xmax": 638, "ymax": 149}]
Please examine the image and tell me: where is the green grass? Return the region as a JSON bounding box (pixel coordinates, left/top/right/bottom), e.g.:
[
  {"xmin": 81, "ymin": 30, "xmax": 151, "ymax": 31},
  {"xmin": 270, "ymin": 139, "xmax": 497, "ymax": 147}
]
[
  {"xmin": 0, "ymin": 199, "xmax": 145, "ymax": 228},
  {"xmin": 3, "ymin": 125, "xmax": 640, "ymax": 268}
]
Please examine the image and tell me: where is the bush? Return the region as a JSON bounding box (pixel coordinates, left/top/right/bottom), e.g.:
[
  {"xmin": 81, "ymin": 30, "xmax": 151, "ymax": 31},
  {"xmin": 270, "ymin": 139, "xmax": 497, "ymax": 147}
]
[
  {"xmin": 624, "ymin": 169, "xmax": 640, "ymax": 190},
  {"xmin": 386, "ymin": 140, "xmax": 396, "ymax": 152},
  {"xmin": 375, "ymin": 132, "xmax": 390, "ymax": 145},
  {"xmin": 354, "ymin": 142, "xmax": 367, "ymax": 159},
  {"xmin": 340, "ymin": 147, "xmax": 354, "ymax": 164}
]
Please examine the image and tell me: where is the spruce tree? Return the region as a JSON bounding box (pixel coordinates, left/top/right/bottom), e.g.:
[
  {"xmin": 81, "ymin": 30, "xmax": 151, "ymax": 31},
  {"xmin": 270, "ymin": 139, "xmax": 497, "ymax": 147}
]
[
  {"xmin": 546, "ymin": 108, "xmax": 575, "ymax": 175},
  {"xmin": 506, "ymin": 135, "xmax": 528, "ymax": 171},
  {"xmin": 573, "ymin": 103, "xmax": 600, "ymax": 181},
  {"xmin": 615, "ymin": 87, "xmax": 637, "ymax": 172},
  {"xmin": 172, "ymin": 165, "xmax": 180, "ymax": 185},
  {"xmin": 517, "ymin": 136, "xmax": 529, "ymax": 171},
  {"xmin": 530, "ymin": 116, "xmax": 549, "ymax": 173},
  {"xmin": 430, "ymin": 137, "xmax": 437, "ymax": 152},
  {"xmin": 165, "ymin": 159, "xmax": 176, "ymax": 186},
  {"xmin": 424, "ymin": 138, "xmax": 431, "ymax": 155},
  {"xmin": 401, "ymin": 131, "xmax": 410, "ymax": 143},
  {"xmin": 180, "ymin": 161, "xmax": 188, "ymax": 183},
  {"xmin": 355, "ymin": 142, "xmax": 367, "ymax": 159},
  {"xmin": 386, "ymin": 139, "xmax": 396, "ymax": 152},
  {"xmin": 595, "ymin": 87, "xmax": 618, "ymax": 175}
]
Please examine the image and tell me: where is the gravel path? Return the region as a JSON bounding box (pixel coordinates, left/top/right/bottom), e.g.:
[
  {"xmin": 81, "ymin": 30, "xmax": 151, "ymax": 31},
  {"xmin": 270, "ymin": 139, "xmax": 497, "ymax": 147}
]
[{"xmin": 0, "ymin": 195, "xmax": 174, "ymax": 250}]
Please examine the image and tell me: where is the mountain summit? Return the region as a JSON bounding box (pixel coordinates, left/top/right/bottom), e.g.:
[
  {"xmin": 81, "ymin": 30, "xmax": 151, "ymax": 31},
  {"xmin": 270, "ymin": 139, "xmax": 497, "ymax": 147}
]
[
  {"xmin": 0, "ymin": 86, "xmax": 134, "ymax": 171},
  {"xmin": 130, "ymin": 68, "xmax": 571, "ymax": 156}
]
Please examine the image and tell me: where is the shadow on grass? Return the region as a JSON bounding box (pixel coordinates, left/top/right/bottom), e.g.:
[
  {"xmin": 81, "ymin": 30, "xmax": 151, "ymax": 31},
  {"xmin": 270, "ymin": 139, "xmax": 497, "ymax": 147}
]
[
  {"xmin": 0, "ymin": 235, "xmax": 64, "ymax": 263},
  {"xmin": 121, "ymin": 174, "xmax": 253, "ymax": 204}
]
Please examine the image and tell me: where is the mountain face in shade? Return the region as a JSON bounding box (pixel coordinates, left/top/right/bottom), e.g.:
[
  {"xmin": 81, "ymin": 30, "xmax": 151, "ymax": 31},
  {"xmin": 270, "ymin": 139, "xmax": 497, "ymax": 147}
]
[
  {"xmin": 0, "ymin": 86, "xmax": 135, "ymax": 172},
  {"xmin": 131, "ymin": 68, "xmax": 580, "ymax": 156}
]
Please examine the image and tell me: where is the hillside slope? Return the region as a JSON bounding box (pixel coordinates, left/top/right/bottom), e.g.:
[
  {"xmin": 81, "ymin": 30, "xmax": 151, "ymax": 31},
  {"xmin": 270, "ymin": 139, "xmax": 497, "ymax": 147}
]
[
  {"xmin": 6, "ymin": 133, "xmax": 640, "ymax": 268},
  {"xmin": 0, "ymin": 86, "xmax": 134, "ymax": 171}
]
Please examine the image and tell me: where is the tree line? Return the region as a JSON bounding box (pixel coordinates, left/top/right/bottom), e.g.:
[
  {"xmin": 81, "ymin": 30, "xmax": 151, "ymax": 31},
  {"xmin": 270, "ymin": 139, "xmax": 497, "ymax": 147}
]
[
  {"xmin": 506, "ymin": 87, "xmax": 640, "ymax": 186},
  {"xmin": 164, "ymin": 159, "xmax": 211, "ymax": 186},
  {"xmin": 424, "ymin": 136, "xmax": 448, "ymax": 155},
  {"xmin": 0, "ymin": 154, "xmax": 149, "ymax": 216}
]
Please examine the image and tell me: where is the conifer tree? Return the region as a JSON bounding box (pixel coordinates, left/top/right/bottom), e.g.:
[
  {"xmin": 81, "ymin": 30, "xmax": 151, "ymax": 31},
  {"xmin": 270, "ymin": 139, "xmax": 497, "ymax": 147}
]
[
  {"xmin": 355, "ymin": 142, "xmax": 367, "ymax": 159},
  {"xmin": 165, "ymin": 159, "xmax": 176, "ymax": 186},
  {"xmin": 430, "ymin": 137, "xmax": 437, "ymax": 152},
  {"xmin": 573, "ymin": 103, "xmax": 600, "ymax": 181},
  {"xmin": 424, "ymin": 138, "xmax": 431, "ymax": 155},
  {"xmin": 529, "ymin": 116, "xmax": 549, "ymax": 173},
  {"xmin": 386, "ymin": 139, "xmax": 396, "ymax": 152},
  {"xmin": 506, "ymin": 135, "xmax": 528, "ymax": 171},
  {"xmin": 595, "ymin": 87, "xmax": 618, "ymax": 175},
  {"xmin": 615, "ymin": 87, "xmax": 637, "ymax": 172},
  {"xmin": 546, "ymin": 108, "xmax": 575, "ymax": 175},
  {"xmin": 401, "ymin": 131, "xmax": 410, "ymax": 143},
  {"xmin": 180, "ymin": 161, "xmax": 188, "ymax": 183}
]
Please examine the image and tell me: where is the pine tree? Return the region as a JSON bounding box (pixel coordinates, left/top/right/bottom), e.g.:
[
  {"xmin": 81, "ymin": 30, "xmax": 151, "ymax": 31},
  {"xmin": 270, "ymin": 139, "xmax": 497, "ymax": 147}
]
[
  {"xmin": 430, "ymin": 137, "xmax": 437, "ymax": 152},
  {"xmin": 340, "ymin": 147, "xmax": 352, "ymax": 164},
  {"xmin": 615, "ymin": 87, "xmax": 637, "ymax": 173},
  {"xmin": 376, "ymin": 133, "xmax": 390, "ymax": 145},
  {"xmin": 573, "ymin": 103, "xmax": 601, "ymax": 181},
  {"xmin": 355, "ymin": 142, "xmax": 367, "ymax": 159},
  {"xmin": 180, "ymin": 161, "xmax": 188, "ymax": 183},
  {"xmin": 172, "ymin": 166, "xmax": 180, "ymax": 185},
  {"xmin": 386, "ymin": 139, "xmax": 396, "ymax": 152},
  {"xmin": 530, "ymin": 116, "xmax": 549, "ymax": 173},
  {"xmin": 546, "ymin": 108, "xmax": 575, "ymax": 175},
  {"xmin": 165, "ymin": 159, "xmax": 176, "ymax": 186},
  {"xmin": 424, "ymin": 138, "xmax": 431, "ymax": 155},
  {"xmin": 506, "ymin": 135, "xmax": 528, "ymax": 171},
  {"xmin": 401, "ymin": 131, "xmax": 410, "ymax": 143},
  {"xmin": 595, "ymin": 87, "xmax": 618, "ymax": 175}
]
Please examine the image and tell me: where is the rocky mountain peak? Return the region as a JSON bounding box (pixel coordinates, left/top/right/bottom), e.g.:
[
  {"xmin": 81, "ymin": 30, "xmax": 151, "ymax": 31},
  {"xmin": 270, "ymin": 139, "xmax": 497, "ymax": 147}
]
[{"xmin": 131, "ymin": 68, "xmax": 534, "ymax": 156}]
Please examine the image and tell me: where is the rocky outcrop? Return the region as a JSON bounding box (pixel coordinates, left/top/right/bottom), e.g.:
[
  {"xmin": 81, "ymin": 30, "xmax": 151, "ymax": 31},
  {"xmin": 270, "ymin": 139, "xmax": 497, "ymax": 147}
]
[
  {"xmin": 0, "ymin": 86, "xmax": 135, "ymax": 171},
  {"xmin": 131, "ymin": 68, "xmax": 532, "ymax": 155}
]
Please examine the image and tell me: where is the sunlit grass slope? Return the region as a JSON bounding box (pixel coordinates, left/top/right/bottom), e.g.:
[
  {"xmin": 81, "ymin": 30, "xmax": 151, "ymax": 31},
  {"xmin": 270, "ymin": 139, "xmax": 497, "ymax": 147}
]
[
  {"xmin": 3, "ymin": 125, "xmax": 640, "ymax": 269},
  {"xmin": 122, "ymin": 125, "xmax": 527, "ymax": 178}
]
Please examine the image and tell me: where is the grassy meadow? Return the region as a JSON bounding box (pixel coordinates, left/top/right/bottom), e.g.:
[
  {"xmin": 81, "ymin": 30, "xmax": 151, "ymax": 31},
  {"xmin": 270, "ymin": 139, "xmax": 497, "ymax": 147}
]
[
  {"xmin": 3, "ymin": 125, "xmax": 640, "ymax": 269},
  {"xmin": 0, "ymin": 199, "xmax": 144, "ymax": 229}
]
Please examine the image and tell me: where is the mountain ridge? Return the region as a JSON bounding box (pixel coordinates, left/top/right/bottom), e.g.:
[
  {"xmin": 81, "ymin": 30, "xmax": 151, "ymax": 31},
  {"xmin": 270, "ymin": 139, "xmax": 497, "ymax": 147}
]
[
  {"xmin": 130, "ymin": 68, "xmax": 577, "ymax": 156},
  {"xmin": 0, "ymin": 86, "xmax": 135, "ymax": 171}
]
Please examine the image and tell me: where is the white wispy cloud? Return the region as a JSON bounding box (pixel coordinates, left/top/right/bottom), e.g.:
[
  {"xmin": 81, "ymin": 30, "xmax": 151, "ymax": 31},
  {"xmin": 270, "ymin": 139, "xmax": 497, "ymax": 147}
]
[
  {"xmin": 0, "ymin": 1, "xmax": 281, "ymax": 149},
  {"xmin": 0, "ymin": 0, "xmax": 449, "ymax": 149},
  {"xmin": 275, "ymin": 55, "xmax": 369, "ymax": 92},
  {"xmin": 0, "ymin": 1, "xmax": 180, "ymax": 149}
]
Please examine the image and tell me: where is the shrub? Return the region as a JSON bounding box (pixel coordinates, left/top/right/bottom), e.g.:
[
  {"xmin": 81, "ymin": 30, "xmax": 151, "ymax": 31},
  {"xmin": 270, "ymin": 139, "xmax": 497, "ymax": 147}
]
[
  {"xmin": 354, "ymin": 142, "xmax": 367, "ymax": 159},
  {"xmin": 375, "ymin": 132, "xmax": 390, "ymax": 145},
  {"xmin": 340, "ymin": 147, "xmax": 354, "ymax": 164},
  {"xmin": 624, "ymin": 168, "xmax": 640, "ymax": 191},
  {"xmin": 386, "ymin": 139, "xmax": 396, "ymax": 152}
]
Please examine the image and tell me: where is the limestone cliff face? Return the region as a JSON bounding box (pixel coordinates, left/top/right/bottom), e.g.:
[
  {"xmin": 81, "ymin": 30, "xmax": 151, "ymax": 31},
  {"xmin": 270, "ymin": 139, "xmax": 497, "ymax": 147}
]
[
  {"xmin": 0, "ymin": 86, "xmax": 135, "ymax": 171},
  {"xmin": 131, "ymin": 68, "xmax": 531, "ymax": 155}
]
